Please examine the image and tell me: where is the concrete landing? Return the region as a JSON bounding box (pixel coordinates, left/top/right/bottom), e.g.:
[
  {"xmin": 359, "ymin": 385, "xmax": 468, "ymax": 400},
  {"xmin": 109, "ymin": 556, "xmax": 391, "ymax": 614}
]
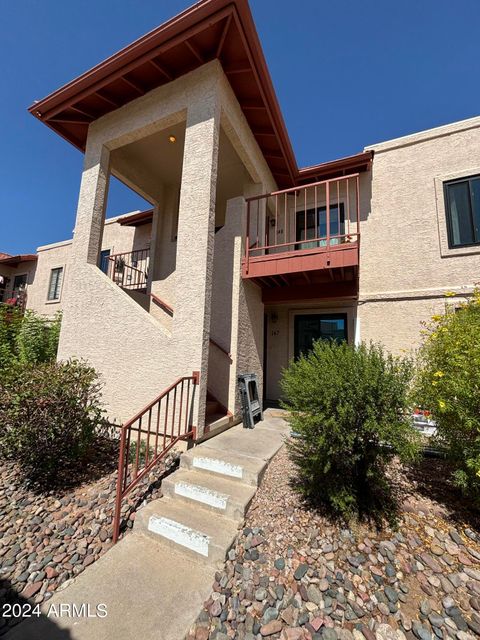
[
  {"xmin": 5, "ymin": 533, "xmax": 213, "ymax": 640},
  {"xmin": 6, "ymin": 411, "xmax": 287, "ymax": 640}
]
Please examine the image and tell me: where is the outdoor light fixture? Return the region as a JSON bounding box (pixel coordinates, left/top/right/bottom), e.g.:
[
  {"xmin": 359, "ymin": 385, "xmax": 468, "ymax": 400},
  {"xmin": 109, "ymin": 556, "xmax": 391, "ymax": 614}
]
[{"xmin": 168, "ymin": 135, "xmax": 177, "ymax": 143}]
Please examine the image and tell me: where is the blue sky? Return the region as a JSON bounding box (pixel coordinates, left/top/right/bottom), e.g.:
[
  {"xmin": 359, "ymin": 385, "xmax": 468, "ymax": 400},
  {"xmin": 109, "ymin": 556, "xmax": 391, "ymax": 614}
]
[{"xmin": 1, "ymin": 0, "xmax": 479, "ymax": 254}]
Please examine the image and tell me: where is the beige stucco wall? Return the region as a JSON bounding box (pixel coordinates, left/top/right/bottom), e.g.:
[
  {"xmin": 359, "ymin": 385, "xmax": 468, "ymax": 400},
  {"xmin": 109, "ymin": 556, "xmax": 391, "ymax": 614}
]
[
  {"xmin": 357, "ymin": 115, "xmax": 480, "ymax": 355},
  {"xmin": 56, "ymin": 60, "xmax": 276, "ymax": 429},
  {"xmin": 264, "ymin": 118, "xmax": 480, "ymax": 402},
  {"xmin": 26, "ymin": 215, "xmax": 151, "ymax": 317}
]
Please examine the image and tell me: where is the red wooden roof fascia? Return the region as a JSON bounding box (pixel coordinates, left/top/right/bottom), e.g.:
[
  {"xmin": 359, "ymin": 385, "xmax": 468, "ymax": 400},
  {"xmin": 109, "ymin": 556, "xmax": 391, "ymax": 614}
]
[
  {"xmin": 27, "ymin": 0, "xmax": 371, "ymax": 188},
  {"xmin": 0, "ymin": 254, "xmax": 38, "ymax": 266}
]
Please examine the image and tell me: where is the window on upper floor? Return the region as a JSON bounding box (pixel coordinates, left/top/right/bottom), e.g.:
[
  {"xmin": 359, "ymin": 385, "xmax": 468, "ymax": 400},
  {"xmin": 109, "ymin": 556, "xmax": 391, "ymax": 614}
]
[
  {"xmin": 99, "ymin": 249, "xmax": 111, "ymax": 274},
  {"xmin": 444, "ymin": 175, "xmax": 480, "ymax": 248},
  {"xmin": 47, "ymin": 267, "xmax": 63, "ymax": 301}
]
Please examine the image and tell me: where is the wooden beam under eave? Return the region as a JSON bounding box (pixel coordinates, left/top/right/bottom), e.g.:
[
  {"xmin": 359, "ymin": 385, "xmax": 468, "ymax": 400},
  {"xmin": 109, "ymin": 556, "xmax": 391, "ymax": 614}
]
[
  {"xmin": 49, "ymin": 117, "xmax": 91, "ymax": 125},
  {"xmin": 94, "ymin": 90, "xmax": 120, "ymax": 108},
  {"xmin": 185, "ymin": 39, "xmax": 203, "ymax": 63},
  {"xmin": 241, "ymin": 102, "xmax": 267, "ymax": 111},
  {"xmin": 252, "ymin": 129, "xmax": 276, "ymax": 137},
  {"xmin": 120, "ymin": 75, "xmax": 144, "ymax": 96},
  {"xmin": 148, "ymin": 58, "xmax": 173, "ymax": 81},
  {"xmin": 216, "ymin": 13, "xmax": 232, "ymax": 58},
  {"xmin": 70, "ymin": 105, "xmax": 96, "ymax": 120}
]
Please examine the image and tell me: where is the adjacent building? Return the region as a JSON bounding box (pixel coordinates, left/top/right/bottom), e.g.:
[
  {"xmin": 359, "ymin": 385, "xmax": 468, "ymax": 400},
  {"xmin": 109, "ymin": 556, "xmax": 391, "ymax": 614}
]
[{"xmin": 8, "ymin": 0, "xmax": 478, "ymax": 435}]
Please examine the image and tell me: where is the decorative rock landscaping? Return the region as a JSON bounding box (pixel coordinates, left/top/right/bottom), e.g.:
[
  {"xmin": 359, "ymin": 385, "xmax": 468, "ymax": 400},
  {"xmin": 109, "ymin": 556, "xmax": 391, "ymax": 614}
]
[
  {"xmin": 0, "ymin": 452, "xmax": 179, "ymax": 636},
  {"xmin": 187, "ymin": 445, "xmax": 480, "ymax": 640}
]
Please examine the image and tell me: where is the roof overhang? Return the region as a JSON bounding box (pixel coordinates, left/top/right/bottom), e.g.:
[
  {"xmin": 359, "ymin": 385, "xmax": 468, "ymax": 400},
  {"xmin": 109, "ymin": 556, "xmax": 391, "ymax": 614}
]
[
  {"xmin": 29, "ymin": 0, "xmax": 372, "ymax": 190},
  {"xmin": 118, "ymin": 209, "xmax": 154, "ymax": 227},
  {"xmin": 297, "ymin": 151, "xmax": 373, "ymax": 184},
  {"xmin": 0, "ymin": 254, "xmax": 38, "ymax": 267},
  {"xmin": 28, "ymin": 0, "xmax": 300, "ymax": 188}
]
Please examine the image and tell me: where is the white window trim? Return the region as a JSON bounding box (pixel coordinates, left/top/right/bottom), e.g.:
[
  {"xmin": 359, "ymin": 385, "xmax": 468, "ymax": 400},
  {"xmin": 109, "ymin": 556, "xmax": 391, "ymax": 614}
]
[
  {"xmin": 434, "ymin": 167, "xmax": 480, "ymax": 258},
  {"xmin": 46, "ymin": 265, "xmax": 65, "ymax": 304}
]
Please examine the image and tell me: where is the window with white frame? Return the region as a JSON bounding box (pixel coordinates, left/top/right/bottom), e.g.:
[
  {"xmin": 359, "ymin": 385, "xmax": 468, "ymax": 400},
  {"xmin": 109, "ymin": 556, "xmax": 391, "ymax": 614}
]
[{"xmin": 47, "ymin": 267, "xmax": 63, "ymax": 301}]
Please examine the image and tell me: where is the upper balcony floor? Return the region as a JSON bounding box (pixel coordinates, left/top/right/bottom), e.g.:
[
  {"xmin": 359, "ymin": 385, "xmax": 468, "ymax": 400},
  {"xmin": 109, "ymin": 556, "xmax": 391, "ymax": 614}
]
[{"xmin": 242, "ymin": 174, "xmax": 361, "ymax": 303}]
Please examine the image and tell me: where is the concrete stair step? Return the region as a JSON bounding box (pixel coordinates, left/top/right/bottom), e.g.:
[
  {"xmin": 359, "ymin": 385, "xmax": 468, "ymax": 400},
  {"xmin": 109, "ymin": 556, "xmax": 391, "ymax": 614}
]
[
  {"xmin": 161, "ymin": 468, "xmax": 256, "ymax": 521},
  {"xmin": 180, "ymin": 445, "xmax": 268, "ymax": 486},
  {"xmin": 134, "ymin": 498, "xmax": 239, "ymax": 567}
]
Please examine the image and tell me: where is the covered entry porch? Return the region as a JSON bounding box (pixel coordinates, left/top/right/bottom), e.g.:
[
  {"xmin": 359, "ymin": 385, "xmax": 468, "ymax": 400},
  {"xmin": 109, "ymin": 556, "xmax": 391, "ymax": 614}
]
[{"xmin": 263, "ymin": 301, "xmax": 359, "ymax": 404}]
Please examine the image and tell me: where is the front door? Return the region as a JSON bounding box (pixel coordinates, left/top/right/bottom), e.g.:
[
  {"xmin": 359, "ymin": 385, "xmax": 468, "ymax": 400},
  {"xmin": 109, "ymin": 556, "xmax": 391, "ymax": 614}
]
[{"xmin": 294, "ymin": 313, "xmax": 348, "ymax": 359}]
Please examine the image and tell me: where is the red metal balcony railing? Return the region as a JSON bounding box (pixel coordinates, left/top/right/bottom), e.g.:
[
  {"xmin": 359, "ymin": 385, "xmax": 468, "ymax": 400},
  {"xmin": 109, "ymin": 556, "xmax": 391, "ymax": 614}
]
[
  {"xmin": 243, "ymin": 174, "xmax": 360, "ymax": 283},
  {"xmin": 107, "ymin": 248, "xmax": 149, "ymax": 290},
  {"xmin": 113, "ymin": 371, "xmax": 200, "ymax": 543}
]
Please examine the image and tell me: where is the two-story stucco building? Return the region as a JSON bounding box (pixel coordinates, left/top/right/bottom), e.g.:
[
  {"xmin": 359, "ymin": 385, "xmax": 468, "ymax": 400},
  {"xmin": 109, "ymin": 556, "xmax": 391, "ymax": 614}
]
[{"xmin": 12, "ymin": 0, "xmax": 479, "ymax": 436}]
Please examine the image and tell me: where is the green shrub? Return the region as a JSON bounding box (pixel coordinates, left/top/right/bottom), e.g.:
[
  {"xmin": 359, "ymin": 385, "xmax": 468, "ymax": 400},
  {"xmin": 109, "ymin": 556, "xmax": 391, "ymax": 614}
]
[
  {"xmin": 0, "ymin": 360, "xmax": 110, "ymax": 483},
  {"xmin": 15, "ymin": 310, "xmax": 61, "ymax": 365},
  {"xmin": 0, "ymin": 307, "xmax": 23, "ymax": 370},
  {"xmin": 281, "ymin": 340, "xmax": 419, "ymax": 522},
  {"xmin": 0, "ymin": 307, "xmax": 61, "ymax": 371},
  {"xmin": 415, "ymin": 289, "xmax": 480, "ymax": 502}
]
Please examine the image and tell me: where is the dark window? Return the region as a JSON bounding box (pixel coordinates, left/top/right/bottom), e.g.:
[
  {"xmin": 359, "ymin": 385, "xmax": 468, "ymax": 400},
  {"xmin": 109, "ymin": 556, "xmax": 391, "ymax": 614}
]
[
  {"xmin": 13, "ymin": 274, "xmax": 27, "ymax": 295},
  {"xmin": 99, "ymin": 249, "xmax": 111, "ymax": 274},
  {"xmin": 47, "ymin": 267, "xmax": 63, "ymax": 301},
  {"xmin": 294, "ymin": 313, "xmax": 348, "ymax": 359},
  {"xmin": 444, "ymin": 175, "xmax": 480, "ymax": 248},
  {"xmin": 296, "ymin": 204, "xmax": 345, "ymax": 249}
]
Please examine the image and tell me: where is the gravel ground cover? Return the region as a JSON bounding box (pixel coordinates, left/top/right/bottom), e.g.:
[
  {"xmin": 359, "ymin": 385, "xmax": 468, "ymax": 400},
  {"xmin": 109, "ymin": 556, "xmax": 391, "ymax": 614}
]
[
  {"xmin": 188, "ymin": 445, "xmax": 480, "ymax": 640},
  {"xmin": 0, "ymin": 449, "xmax": 179, "ymax": 636}
]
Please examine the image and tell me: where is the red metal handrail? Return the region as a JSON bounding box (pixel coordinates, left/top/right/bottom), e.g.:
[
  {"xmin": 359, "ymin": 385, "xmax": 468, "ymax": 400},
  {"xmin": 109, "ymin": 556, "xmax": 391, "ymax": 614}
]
[
  {"xmin": 148, "ymin": 295, "xmax": 232, "ymax": 361},
  {"xmin": 149, "ymin": 292, "xmax": 174, "ymax": 315},
  {"xmin": 107, "ymin": 248, "xmax": 150, "ymax": 290},
  {"xmin": 112, "ymin": 371, "xmax": 200, "ymax": 543},
  {"xmin": 244, "ymin": 174, "xmax": 360, "ymax": 273},
  {"xmin": 209, "ymin": 336, "xmax": 232, "ymax": 362}
]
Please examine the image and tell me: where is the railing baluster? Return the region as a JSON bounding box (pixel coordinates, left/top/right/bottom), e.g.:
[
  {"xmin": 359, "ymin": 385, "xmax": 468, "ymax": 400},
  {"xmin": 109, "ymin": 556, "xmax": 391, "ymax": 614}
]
[
  {"xmin": 346, "ymin": 178, "xmax": 350, "ymax": 237},
  {"xmin": 177, "ymin": 379, "xmax": 184, "ymax": 437},
  {"xmin": 245, "ymin": 200, "xmax": 250, "ymax": 272},
  {"xmin": 163, "ymin": 393, "xmax": 169, "ymax": 450},
  {"xmin": 356, "ymin": 175, "xmax": 360, "ymax": 237},
  {"xmin": 124, "ymin": 426, "xmax": 131, "ymax": 489},
  {"xmin": 304, "ymin": 187, "xmax": 307, "ymax": 247},
  {"xmin": 275, "ymin": 195, "xmax": 278, "ymax": 247},
  {"xmin": 145, "ymin": 408, "xmax": 152, "ymax": 467},
  {"xmin": 185, "ymin": 379, "xmax": 191, "ymax": 432},
  {"xmin": 154, "ymin": 399, "xmax": 160, "ymax": 458},
  {"xmin": 337, "ymin": 180, "xmax": 340, "ymax": 240},
  {"xmin": 171, "ymin": 386, "xmax": 177, "ymax": 441},
  {"xmin": 134, "ymin": 417, "xmax": 141, "ymax": 479},
  {"xmin": 256, "ymin": 200, "xmax": 259, "ymax": 251},
  {"xmin": 326, "ymin": 181, "xmax": 330, "ymax": 248}
]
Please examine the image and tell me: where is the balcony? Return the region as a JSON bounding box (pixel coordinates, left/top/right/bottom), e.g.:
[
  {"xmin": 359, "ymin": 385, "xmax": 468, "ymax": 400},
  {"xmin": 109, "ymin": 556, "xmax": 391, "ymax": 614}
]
[
  {"xmin": 242, "ymin": 175, "xmax": 360, "ymax": 302},
  {"xmin": 107, "ymin": 248, "xmax": 150, "ymax": 291}
]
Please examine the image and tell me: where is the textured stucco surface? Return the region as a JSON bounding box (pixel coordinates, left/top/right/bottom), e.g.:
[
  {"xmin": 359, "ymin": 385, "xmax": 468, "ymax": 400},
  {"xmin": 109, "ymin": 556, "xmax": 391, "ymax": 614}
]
[
  {"xmin": 57, "ymin": 61, "xmax": 276, "ymax": 428},
  {"xmin": 356, "ymin": 116, "xmax": 480, "ymax": 356},
  {"xmin": 25, "ymin": 215, "xmax": 151, "ymax": 317}
]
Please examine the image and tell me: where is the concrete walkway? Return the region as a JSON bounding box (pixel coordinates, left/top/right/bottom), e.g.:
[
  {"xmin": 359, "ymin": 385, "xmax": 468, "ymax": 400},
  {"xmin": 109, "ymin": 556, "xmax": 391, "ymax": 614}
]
[{"xmin": 7, "ymin": 412, "xmax": 288, "ymax": 640}]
